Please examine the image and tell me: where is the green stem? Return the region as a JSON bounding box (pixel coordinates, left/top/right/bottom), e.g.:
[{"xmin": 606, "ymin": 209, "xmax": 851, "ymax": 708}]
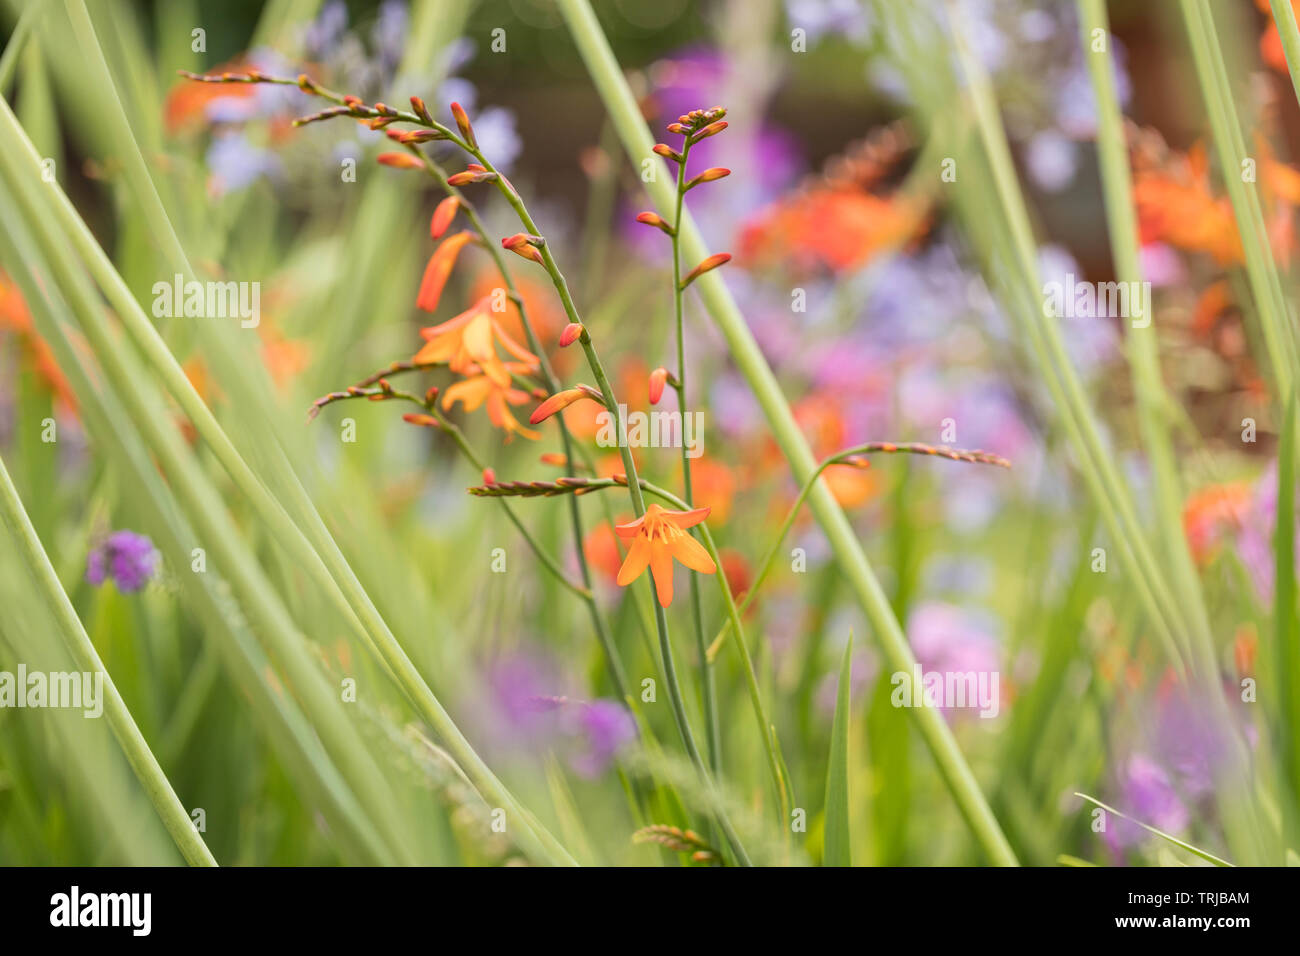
[
  {"xmin": 0, "ymin": 451, "xmax": 218, "ymax": 867},
  {"xmin": 1078, "ymin": 0, "xmax": 1216, "ymax": 675},
  {"xmin": 669, "ymin": 135, "xmax": 721, "ymax": 775}
]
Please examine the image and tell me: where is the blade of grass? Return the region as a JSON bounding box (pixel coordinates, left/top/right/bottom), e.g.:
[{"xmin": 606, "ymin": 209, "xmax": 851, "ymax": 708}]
[
  {"xmin": 34, "ymin": 2, "xmax": 577, "ymax": 866},
  {"xmin": 1078, "ymin": 0, "xmax": 1216, "ymax": 674},
  {"xmin": 0, "ymin": 208, "xmax": 395, "ymax": 865},
  {"xmin": 1183, "ymin": 0, "xmax": 1300, "ymax": 397},
  {"xmin": 1276, "ymin": 390, "xmax": 1299, "ymax": 842},
  {"xmin": 0, "ymin": 451, "xmax": 217, "ymax": 867},
  {"xmin": 1074, "ymin": 793, "xmax": 1234, "ymax": 866},
  {"xmin": 0, "ymin": 163, "xmax": 417, "ymax": 864},
  {"xmin": 822, "ymin": 633, "xmax": 853, "ymax": 867}
]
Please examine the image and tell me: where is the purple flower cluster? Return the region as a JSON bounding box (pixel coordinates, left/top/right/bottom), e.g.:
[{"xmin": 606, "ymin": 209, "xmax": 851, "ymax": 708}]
[{"xmin": 86, "ymin": 530, "xmax": 158, "ymax": 593}]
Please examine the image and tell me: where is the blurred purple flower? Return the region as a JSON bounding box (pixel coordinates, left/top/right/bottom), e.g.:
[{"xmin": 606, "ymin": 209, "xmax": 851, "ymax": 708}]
[
  {"xmin": 906, "ymin": 600, "xmax": 1002, "ymax": 717},
  {"xmin": 86, "ymin": 530, "xmax": 158, "ymax": 593},
  {"xmin": 372, "ymin": 0, "xmax": 409, "ymax": 73},
  {"xmin": 1230, "ymin": 461, "xmax": 1300, "ymax": 606},
  {"xmin": 304, "ymin": 0, "xmax": 349, "ymax": 59},
  {"xmin": 1139, "ymin": 242, "xmax": 1188, "ymax": 288},
  {"xmin": 206, "ymin": 131, "xmax": 284, "ymax": 195},
  {"xmin": 1106, "ymin": 754, "xmax": 1189, "ymax": 849},
  {"xmin": 1025, "ymin": 129, "xmax": 1077, "ymax": 193},
  {"xmin": 784, "ymin": 0, "xmax": 873, "ymax": 45},
  {"xmin": 568, "ymin": 699, "xmax": 636, "ymax": 777}
]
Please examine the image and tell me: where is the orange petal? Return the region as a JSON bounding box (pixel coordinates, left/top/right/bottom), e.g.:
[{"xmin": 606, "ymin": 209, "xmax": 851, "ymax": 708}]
[
  {"xmin": 441, "ymin": 375, "xmax": 492, "ymax": 412},
  {"xmin": 668, "ymin": 533, "xmax": 716, "ymax": 574},
  {"xmin": 416, "ymin": 231, "xmax": 473, "ymax": 312},
  {"xmin": 650, "ymin": 546, "xmax": 675, "ymax": 606},
  {"xmin": 616, "ymin": 534, "xmax": 653, "ymax": 585},
  {"xmin": 614, "ymin": 515, "xmax": 646, "ymax": 538},
  {"xmin": 667, "ymin": 505, "xmax": 711, "ymax": 530}
]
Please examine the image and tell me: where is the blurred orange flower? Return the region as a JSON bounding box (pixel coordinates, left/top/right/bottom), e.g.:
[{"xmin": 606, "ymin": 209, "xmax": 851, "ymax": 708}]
[
  {"xmin": 0, "ymin": 275, "xmax": 75, "ymax": 411},
  {"xmin": 1183, "ymin": 480, "xmax": 1253, "ymax": 563},
  {"xmin": 740, "ymin": 188, "xmax": 927, "ymax": 274}
]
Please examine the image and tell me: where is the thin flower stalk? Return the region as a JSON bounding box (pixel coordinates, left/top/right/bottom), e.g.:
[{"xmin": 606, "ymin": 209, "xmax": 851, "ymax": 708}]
[{"xmin": 704, "ymin": 443, "xmax": 1011, "ymax": 661}]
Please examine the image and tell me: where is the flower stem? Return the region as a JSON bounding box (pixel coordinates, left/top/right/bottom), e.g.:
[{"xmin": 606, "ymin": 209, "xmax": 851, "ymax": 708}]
[{"xmin": 669, "ymin": 136, "xmax": 721, "ymax": 775}]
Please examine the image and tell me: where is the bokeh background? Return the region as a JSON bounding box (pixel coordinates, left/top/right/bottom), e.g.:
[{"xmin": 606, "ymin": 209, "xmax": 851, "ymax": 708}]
[{"xmin": 0, "ymin": 0, "xmax": 1296, "ymax": 866}]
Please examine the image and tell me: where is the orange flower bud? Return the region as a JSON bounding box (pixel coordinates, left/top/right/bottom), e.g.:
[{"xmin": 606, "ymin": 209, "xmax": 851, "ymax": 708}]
[
  {"xmin": 653, "ymin": 144, "xmax": 682, "ymax": 163},
  {"xmin": 529, "ymin": 385, "xmax": 603, "ymax": 425},
  {"xmin": 430, "ymin": 196, "xmax": 460, "ymax": 239},
  {"xmin": 690, "ymin": 120, "xmax": 728, "ymax": 142},
  {"xmin": 502, "ymin": 233, "xmax": 544, "ymax": 264},
  {"xmin": 648, "ymin": 367, "xmax": 669, "ymax": 405},
  {"xmin": 680, "ymin": 252, "xmax": 731, "ymax": 288},
  {"xmin": 376, "ymin": 152, "xmax": 423, "ymax": 170},
  {"xmin": 686, "ymin": 167, "xmax": 730, "ymax": 191},
  {"xmin": 635, "ymin": 211, "xmax": 674, "ymax": 236},
  {"xmin": 446, "ymin": 168, "xmax": 497, "ymax": 186},
  {"xmin": 666, "ymin": 122, "xmax": 688, "ymax": 134},
  {"xmin": 402, "ymin": 413, "xmax": 441, "ymax": 428},
  {"xmin": 482, "ymin": 467, "xmax": 496, "ymax": 484},
  {"xmin": 410, "ymin": 96, "xmax": 433, "ymax": 124},
  {"xmin": 539, "ymin": 453, "xmax": 569, "ymax": 467},
  {"xmin": 450, "ymin": 101, "xmax": 477, "ymax": 148},
  {"xmin": 559, "ymin": 323, "xmax": 584, "ymax": 347}
]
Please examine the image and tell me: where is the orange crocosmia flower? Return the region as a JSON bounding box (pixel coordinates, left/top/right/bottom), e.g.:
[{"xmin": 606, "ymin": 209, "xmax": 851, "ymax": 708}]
[
  {"xmin": 1133, "ymin": 144, "xmax": 1243, "ymax": 264},
  {"xmin": 416, "ymin": 231, "xmax": 475, "ymax": 313},
  {"xmin": 1234, "ymin": 623, "xmax": 1259, "ymax": 676},
  {"xmin": 615, "ymin": 504, "xmax": 716, "ymax": 607},
  {"xmin": 440, "ymin": 361, "xmax": 539, "ymax": 441},
  {"xmin": 1182, "ymin": 481, "xmax": 1253, "ymax": 563},
  {"xmin": 1257, "ymin": 0, "xmax": 1300, "ymax": 72},
  {"xmin": 687, "ymin": 457, "xmax": 737, "ymax": 524},
  {"xmin": 0, "ymin": 276, "xmax": 76, "ymax": 411},
  {"xmin": 740, "ymin": 188, "xmax": 926, "ymax": 274},
  {"xmin": 583, "ymin": 522, "xmax": 625, "ymax": 582},
  {"xmin": 823, "ymin": 464, "xmax": 878, "ymax": 510},
  {"xmin": 415, "ymin": 294, "xmax": 538, "ymax": 386}
]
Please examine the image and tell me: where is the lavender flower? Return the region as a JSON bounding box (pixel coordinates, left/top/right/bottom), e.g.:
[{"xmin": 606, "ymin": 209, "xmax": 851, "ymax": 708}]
[
  {"xmin": 86, "ymin": 530, "xmax": 158, "ymax": 593},
  {"xmin": 568, "ymin": 699, "xmax": 636, "ymax": 778},
  {"xmin": 1105, "ymin": 754, "xmax": 1189, "ymax": 850}
]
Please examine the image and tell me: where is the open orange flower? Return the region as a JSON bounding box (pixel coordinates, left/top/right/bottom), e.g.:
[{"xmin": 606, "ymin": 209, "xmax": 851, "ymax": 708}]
[
  {"xmin": 440, "ymin": 360, "xmax": 539, "ymax": 441},
  {"xmin": 615, "ymin": 504, "xmax": 716, "ymax": 606},
  {"xmin": 414, "ymin": 294, "xmax": 538, "ymax": 386}
]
